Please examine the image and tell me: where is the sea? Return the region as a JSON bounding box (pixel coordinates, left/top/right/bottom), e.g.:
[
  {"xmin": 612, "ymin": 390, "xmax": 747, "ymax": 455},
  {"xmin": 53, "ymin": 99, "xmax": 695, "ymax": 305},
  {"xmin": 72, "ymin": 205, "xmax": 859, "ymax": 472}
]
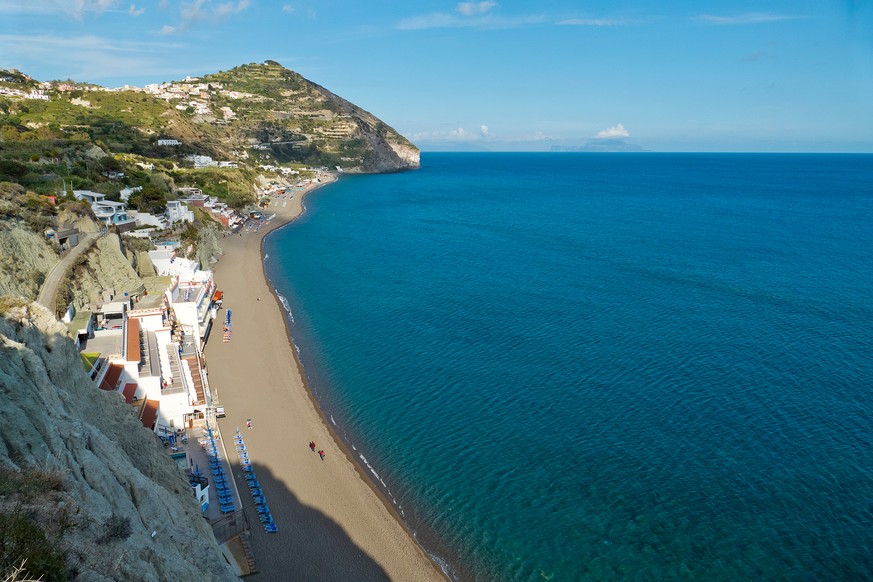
[{"xmin": 264, "ymin": 153, "xmax": 873, "ymax": 581}]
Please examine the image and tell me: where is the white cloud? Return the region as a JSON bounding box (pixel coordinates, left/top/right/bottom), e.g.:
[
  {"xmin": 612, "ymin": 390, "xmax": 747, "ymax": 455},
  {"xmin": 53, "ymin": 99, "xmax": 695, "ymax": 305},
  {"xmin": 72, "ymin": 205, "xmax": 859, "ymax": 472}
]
[
  {"xmin": 129, "ymin": 3, "xmax": 145, "ymax": 16},
  {"xmin": 406, "ymin": 127, "xmax": 476, "ymax": 142},
  {"xmin": 0, "ymin": 33, "xmax": 187, "ymax": 81},
  {"xmin": 215, "ymin": 0, "xmax": 249, "ymax": 18},
  {"xmin": 0, "ymin": 0, "xmax": 119, "ymax": 18},
  {"xmin": 161, "ymin": 0, "xmax": 252, "ymax": 35},
  {"xmin": 456, "ymin": 1, "xmax": 496, "ymax": 17},
  {"xmin": 397, "ymin": 11, "xmax": 544, "ymax": 30},
  {"xmin": 406, "ymin": 124, "xmax": 497, "ymax": 142},
  {"xmin": 596, "ymin": 123, "xmax": 630, "ymax": 138},
  {"xmin": 282, "ymin": 4, "xmax": 294, "ymax": 14},
  {"xmin": 557, "ymin": 18, "xmax": 624, "ymax": 27},
  {"xmin": 694, "ymin": 13, "xmax": 801, "ymax": 25}
]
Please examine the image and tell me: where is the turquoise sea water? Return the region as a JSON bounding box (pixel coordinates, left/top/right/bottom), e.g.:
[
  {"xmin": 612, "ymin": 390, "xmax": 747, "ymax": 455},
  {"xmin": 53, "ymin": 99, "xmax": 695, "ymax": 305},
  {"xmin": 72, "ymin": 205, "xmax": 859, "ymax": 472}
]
[{"xmin": 264, "ymin": 153, "xmax": 873, "ymax": 581}]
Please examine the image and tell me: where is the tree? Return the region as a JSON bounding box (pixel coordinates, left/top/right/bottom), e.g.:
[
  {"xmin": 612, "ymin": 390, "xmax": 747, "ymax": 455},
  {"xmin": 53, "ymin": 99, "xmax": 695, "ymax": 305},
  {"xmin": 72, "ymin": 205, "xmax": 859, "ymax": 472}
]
[
  {"xmin": 99, "ymin": 156, "xmax": 123, "ymax": 172},
  {"xmin": 129, "ymin": 185, "xmax": 167, "ymax": 213}
]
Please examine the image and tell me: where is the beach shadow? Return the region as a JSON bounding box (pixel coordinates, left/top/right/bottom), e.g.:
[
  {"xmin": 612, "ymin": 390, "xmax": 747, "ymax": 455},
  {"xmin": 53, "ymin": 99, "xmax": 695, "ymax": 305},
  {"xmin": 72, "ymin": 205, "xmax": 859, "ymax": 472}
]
[{"xmin": 233, "ymin": 461, "xmax": 390, "ymax": 582}]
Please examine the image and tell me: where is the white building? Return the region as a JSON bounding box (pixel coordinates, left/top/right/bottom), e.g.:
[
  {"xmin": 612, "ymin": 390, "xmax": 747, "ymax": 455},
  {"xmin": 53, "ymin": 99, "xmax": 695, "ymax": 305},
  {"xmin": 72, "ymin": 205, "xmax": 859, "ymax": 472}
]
[
  {"xmin": 166, "ymin": 200, "xmax": 194, "ymax": 224},
  {"xmin": 186, "ymin": 155, "xmax": 216, "ymax": 168},
  {"xmin": 84, "ymin": 270, "xmax": 220, "ymax": 435},
  {"xmin": 157, "ymin": 139, "xmax": 181, "ymax": 146},
  {"xmin": 73, "ymin": 190, "xmax": 134, "ymax": 227},
  {"xmin": 130, "ymin": 210, "xmax": 168, "ymax": 230},
  {"xmin": 92, "ymin": 200, "xmax": 132, "ymax": 227}
]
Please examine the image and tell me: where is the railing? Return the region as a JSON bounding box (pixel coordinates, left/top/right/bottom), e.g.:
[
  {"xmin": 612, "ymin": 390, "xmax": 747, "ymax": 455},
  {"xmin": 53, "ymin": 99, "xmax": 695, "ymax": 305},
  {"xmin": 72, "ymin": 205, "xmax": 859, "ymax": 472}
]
[
  {"xmin": 209, "ymin": 510, "xmax": 249, "ymax": 544},
  {"xmin": 162, "ymin": 343, "xmax": 187, "ymax": 395}
]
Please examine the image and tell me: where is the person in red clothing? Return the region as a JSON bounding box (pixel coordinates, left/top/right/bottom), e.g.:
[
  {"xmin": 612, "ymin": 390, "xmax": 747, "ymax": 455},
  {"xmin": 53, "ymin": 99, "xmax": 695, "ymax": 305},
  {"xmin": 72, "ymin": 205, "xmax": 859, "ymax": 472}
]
[
  {"xmin": 318, "ymin": 450, "xmax": 325, "ymax": 460},
  {"xmin": 309, "ymin": 441, "xmax": 315, "ymax": 451}
]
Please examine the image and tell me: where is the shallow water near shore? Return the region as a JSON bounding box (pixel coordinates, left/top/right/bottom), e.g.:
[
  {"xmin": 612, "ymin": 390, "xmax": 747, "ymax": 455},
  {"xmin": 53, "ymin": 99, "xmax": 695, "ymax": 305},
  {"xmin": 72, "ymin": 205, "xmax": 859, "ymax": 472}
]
[{"xmin": 265, "ymin": 153, "xmax": 873, "ymax": 580}]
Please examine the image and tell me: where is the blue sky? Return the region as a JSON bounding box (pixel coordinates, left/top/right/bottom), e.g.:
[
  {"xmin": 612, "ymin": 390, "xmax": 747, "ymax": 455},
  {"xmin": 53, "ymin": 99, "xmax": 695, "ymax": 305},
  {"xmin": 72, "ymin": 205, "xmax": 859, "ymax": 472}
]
[{"xmin": 1, "ymin": 0, "xmax": 872, "ymax": 152}]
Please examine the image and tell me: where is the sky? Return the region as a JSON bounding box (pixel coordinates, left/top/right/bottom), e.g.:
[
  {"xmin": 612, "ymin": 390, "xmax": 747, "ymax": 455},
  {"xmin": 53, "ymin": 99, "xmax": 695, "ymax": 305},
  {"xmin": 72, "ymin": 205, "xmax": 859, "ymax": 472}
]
[{"xmin": 1, "ymin": 0, "xmax": 872, "ymax": 152}]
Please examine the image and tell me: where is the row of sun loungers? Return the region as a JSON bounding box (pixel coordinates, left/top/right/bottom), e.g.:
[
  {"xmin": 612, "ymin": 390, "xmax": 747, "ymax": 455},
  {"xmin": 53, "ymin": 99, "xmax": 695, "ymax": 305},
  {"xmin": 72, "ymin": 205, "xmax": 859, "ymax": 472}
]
[
  {"xmin": 205, "ymin": 422, "xmax": 236, "ymax": 514},
  {"xmin": 235, "ymin": 428, "xmax": 277, "ymax": 533}
]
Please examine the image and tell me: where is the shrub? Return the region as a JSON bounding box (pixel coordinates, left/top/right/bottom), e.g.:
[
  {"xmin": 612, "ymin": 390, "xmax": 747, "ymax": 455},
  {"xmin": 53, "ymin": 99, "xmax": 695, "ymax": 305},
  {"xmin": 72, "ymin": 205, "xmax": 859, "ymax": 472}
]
[
  {"xmin": 0, "ymin": 514, "xmax": 66, "ymax": 581},
  {"xmin": 95, "ymin": 514, "xmax": 131, "ymax": 545}
]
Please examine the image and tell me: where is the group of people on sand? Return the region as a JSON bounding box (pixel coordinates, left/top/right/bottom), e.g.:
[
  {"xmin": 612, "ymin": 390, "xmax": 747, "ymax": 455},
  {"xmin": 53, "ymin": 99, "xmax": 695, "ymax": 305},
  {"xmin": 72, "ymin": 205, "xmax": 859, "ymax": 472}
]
[{"xmin": 309, "ymin": 441, "xmax": 325, "ymax": 460}]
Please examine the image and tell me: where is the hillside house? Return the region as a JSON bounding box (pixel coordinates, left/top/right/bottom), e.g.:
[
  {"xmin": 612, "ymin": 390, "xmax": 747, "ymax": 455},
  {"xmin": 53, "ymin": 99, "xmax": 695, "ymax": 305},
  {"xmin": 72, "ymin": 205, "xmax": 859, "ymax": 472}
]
[{"xmin": 166, "ymin": 200, "xmax": 194, "ymax": 224}]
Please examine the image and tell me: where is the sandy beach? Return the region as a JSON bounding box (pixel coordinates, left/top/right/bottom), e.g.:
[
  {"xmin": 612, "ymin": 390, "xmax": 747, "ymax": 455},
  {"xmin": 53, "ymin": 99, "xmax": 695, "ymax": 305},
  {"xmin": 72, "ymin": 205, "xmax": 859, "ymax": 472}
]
[{"xmin": 204, "ymin": 178, "xmax": 446, "ymax": 581}]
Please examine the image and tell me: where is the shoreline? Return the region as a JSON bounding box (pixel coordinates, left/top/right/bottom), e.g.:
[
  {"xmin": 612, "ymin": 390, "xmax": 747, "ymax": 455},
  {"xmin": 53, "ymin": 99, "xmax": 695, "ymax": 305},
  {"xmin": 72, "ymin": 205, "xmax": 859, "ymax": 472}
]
[{"xmin": 205, "ymin": 175, "xmax": 449, "ymax": 581}]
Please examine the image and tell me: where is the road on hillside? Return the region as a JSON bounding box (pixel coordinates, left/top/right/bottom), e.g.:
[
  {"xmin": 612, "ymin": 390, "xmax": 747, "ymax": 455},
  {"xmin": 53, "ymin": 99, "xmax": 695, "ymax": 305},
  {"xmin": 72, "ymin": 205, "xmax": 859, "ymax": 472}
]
[{"xmin": 37, "ymin": 232, "xmax": 100, "ymax": 311}]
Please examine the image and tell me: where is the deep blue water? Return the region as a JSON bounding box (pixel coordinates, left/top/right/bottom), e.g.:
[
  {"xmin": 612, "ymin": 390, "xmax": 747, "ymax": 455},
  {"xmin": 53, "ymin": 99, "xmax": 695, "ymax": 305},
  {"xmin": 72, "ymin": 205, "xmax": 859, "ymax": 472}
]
[{"xmin": 265, "ymin": 153, "xmax": 873, "ymax": 581}]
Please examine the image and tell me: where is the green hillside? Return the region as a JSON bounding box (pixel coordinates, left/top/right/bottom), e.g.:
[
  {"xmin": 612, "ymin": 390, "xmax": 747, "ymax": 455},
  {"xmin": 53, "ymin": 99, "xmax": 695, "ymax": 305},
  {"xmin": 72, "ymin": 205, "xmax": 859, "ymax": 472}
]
[{"xmin": 0, "ymin": 61, "xmax": 419, "ymax": 209}]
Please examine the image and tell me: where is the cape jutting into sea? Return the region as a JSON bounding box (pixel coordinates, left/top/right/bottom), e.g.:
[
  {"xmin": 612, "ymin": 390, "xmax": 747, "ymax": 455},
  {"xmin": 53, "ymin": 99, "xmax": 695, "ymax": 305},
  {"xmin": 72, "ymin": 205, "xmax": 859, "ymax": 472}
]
[{"xmin": 264, "ymin": 152, "xmax": 873, "ymax": 581}]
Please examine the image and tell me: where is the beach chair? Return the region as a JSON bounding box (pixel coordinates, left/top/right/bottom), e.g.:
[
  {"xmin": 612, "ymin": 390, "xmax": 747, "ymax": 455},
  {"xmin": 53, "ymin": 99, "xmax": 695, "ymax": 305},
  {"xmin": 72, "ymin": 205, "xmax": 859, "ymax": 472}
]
[
  {"xmin": 259, "ymin": 513, "xmax": 273, "ymax": 523},
  {"xmin": 264, "ymin": 523, "xmax": 278, "ymax": 533},
  {"xmin": 252, "ymin": 495, "xmax": 266, "ymax": 505},
  {"xmin": 256, "ymin": 505, "xmax": 269, "ymax": 514},
  {"xmin": 242, "ymin": 465, "xmax": 254, "ymax": 473},
  {"xmin": 247, "ymin": 479, "xmax": 260, "ymax": 489},
  {"xmin": 250, "ymin": 488, "xmax": 263, "ymax": 496},
  {"xmin": 220, "ymin": 504, "xmax": 236, "ymax": 513},
  {"xmin": 244, "ymin": 473, "xmax": 257, "ymax": 481}
]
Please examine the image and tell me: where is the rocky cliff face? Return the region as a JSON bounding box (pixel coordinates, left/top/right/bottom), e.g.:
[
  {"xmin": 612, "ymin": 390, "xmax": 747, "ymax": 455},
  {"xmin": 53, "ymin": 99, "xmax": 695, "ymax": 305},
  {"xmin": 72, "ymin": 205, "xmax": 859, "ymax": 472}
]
[
  {"xmin": 198, "ymin": 62, "xmax": 420, "ymax": 173},
  {"xmin": 0, "ymin": 223, "xmax": 58, "ymax": 300},
  {"xmin": 302, "ymin": 80, "xmax": 420, "ymax": 173},
  {"xmin": 0, "ymin": 299, "xmax": 238, "ymax": 581},
  {"xmin": 67, "ymin": 234, "xmax": 144, "ymax": 310}
]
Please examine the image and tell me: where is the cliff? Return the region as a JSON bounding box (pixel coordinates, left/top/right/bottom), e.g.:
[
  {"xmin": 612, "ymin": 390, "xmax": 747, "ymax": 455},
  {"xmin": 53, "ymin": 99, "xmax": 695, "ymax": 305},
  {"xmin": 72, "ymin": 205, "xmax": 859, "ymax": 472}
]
[{"xmin": 0, "ymin": 298, "xmax": 238, "ymax": 581}]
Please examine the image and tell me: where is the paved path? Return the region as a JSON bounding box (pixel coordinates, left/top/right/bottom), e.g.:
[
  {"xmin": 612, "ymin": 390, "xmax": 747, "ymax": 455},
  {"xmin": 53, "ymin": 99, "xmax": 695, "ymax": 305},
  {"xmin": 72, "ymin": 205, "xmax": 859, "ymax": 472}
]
[{"xmin": 37, "ymin": 232, "xmax": 100, "ymax": 310}]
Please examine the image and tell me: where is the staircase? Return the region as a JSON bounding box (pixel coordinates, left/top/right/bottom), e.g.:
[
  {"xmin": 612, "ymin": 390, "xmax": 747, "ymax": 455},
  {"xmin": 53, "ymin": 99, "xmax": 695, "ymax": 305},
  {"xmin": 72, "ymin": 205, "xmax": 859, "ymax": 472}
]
[
  {"xmin": 239, "ymin": 532, "xmax": 258, "ymax": 575},
  {"xmin": 183, "ymin": 355, "xmax": 206, "ymax": 405}
]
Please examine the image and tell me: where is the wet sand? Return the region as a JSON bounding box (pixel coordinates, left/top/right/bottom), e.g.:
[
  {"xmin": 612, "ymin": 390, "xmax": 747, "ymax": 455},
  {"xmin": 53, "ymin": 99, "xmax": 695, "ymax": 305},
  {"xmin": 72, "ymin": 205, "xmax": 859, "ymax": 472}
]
[{"xmin": 204, "ymin": 179, "xmax": 446, "ymax": 581}]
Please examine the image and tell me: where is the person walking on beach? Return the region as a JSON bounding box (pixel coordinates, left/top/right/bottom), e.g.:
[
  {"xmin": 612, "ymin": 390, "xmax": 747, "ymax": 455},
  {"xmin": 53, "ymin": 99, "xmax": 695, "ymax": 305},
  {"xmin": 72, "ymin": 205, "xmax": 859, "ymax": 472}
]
[
  {"xmin": 318, "ymin": 450, "xmax": 325, "ymax": 460},
  {"xmin": 246, "ymin": 418, "xmax": 252, "ymax": 429},
  {"xmin": 309, "ymin": 441, "xmax": 315, "ymax": 451}
]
